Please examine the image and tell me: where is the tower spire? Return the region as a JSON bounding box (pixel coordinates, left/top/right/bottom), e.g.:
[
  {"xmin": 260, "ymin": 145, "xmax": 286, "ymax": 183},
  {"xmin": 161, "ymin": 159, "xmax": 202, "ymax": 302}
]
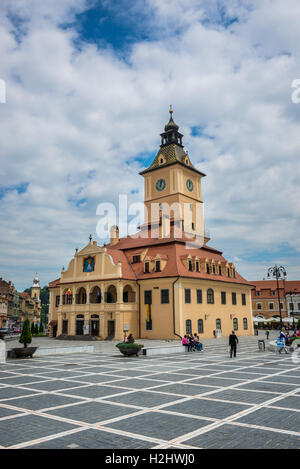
[{"xmin": 161, "ymin": 106, "xmax": 182, "ymax": 146}]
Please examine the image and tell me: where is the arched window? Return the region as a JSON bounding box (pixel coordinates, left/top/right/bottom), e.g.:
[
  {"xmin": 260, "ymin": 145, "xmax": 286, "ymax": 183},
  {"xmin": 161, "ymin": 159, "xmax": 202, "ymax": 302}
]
[
  {"xmin": 198, "ymin": 319, "xmax": 204, "ymax": 334},
  {"xmin": 243, "ymin": 318, "xmax": 248, "ymax": 330},
  {"xmin": 105, "ymin": 285, "xmax": 117, "ymax": 303},
  {"xmin": 63, "ymin": 289, "xmax": 72, "ymax": 305},
  {"xmin": 76, "ymin": 287, "xmax": 87, "ymax": 304},
  {"xmin": 233, "ymin": 318, "xmax": 238, "ymax": 330},
  {"xmin": 216, "ymin": 318, "xmax": 221, "ymax": 330},
  {"xmin": 123, "ymin": 285, "xmax": 136, "ymax": 303},
  {"xmin": 207, "ymin": 288, "xmax": 214, "ymax": 304},
  {"xmin": 186, "ymin": 319, "xmax": 192, "ymax": 334},
  {"xmin": 90, "ymin": 286, "xmax": 101, "ymax": 304}
]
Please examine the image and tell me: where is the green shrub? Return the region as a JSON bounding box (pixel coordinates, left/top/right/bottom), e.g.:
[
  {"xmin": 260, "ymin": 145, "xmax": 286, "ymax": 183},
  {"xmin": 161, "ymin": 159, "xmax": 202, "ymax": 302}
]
[
  {"xmin": 19, "ymin": 319, "xmax": 32, "ymax": 348},
  {"xmin": 116, "ymin": 343, "xmax": 143, "ymax": 349}
]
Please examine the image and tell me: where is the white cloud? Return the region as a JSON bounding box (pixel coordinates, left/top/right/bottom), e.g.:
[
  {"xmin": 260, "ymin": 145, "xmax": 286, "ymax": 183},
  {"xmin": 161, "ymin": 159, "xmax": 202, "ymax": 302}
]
[{"xmin": 0, "ymin": 0, "xmax": 300, "ymax": 289}]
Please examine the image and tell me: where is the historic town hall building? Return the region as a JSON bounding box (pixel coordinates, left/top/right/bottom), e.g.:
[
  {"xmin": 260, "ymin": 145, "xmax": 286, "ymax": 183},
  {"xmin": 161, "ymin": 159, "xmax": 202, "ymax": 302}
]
[{"xmin": 48, "ymin": 110, "xmax": 254, "ymax": 340}]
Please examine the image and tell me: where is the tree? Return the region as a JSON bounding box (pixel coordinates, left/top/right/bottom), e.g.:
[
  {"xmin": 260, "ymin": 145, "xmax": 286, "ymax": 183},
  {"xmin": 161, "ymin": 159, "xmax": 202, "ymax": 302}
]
[
  {"xmin": 39, "ymin": 322, "xmax": 44, "ymax": 333},
  {"xmin": 297, "ymin": 318, "xmax": 300, "ymax": 330},
  {"xmin": 34, "ymin": 324, "xmax": 39, "ymax": 335},
  {"xmin": 19, "ymin": 319, "xmax": 32, "ymax": 348},
  {"xmin": 31, "ymin": 322, "xmax": 35, "ymax": 334}
]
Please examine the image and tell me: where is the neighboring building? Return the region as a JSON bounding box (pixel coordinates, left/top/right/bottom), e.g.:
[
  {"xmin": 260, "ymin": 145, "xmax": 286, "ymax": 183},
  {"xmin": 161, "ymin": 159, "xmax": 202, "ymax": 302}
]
[
  {"xmin": 285, "ymin": 281, "xmax": 300, "ymax": 321},
  {"xmin": 252, "ymin": 280, "xmax": 300, "ymax": 322},
  {"xmin": 0, "ymin": 277, "xmax": 17, "ymax": 328},
  {"xmin": 18, "ymin": 274, "xmax": 41, "ymax": 326},
  {"xmin": 49, "ymin": 110, "xmax": 254, "ymax": 341},
  {"xmin": 0, "ymin": 294, "xmax": 8, "ymax": 328}
]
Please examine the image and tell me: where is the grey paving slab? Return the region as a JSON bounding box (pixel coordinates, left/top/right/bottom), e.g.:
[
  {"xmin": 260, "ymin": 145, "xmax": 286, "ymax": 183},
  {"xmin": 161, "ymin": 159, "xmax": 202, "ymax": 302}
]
[
  {"xmin": 105, "ymin": 369, "xmax": 160, "ymax": 378},
  {"xmin": 215, "ymin": 371, "xmax": 264, "ymax": 380},
  {"xmin": 164, "ymin": 397, "xmax": 251, "ymax": 419},
  {"xmin": 74, "ymin": 366, "xmax": 124, "ymax": 373},
  {"xmin": 64, "ymin": 374, "xmax": 121, "ymax": 384},
  {"xmin": 26, "ymin": 428, "xmax": 154, "ymax": 449},
  {"xmin": 248, "ymin": 366, "xmax": 286, "ymax": 375},
  {"xmin": 6, "ymin": 368, "xmax": 46, "ymax": 375},
  {"xmin": 111, "ymin": 378, "xmax": 170, "ymax": 389},
  {"xmin": 152, "ymin": 383, "xmax": 219, "ymax": 396},
  {"xmin": 0, "ymin": 406, "xmax": 24, "ymax": 418},
  {"xmin": 0, "ymin": 386, "xmax": 40, "ymax": 400},
  {"xmin": 0, "ymin": 372, "xmax": 22, "ymax": 379},
  {"xmin": 61, "ymin": 384, "xmax": 132, "ymax": 398},
  {"xmin": 0, "ymin": 376, "xmax": 51, "ymax": 385},
  {"xmin": 207, "ymin": 388, "xmax": 277, "ymax": 404},
  {"xmin": 260, "ymin": 375, "xmax": 300, "ymax": 385},
  {"xmin": 5, "ymin": 393, "xmax": 84, "ymax": 411},
  {"xmin": 103, "ymin": 390, "xmax": 185, "ymax": 408},
  {"xmin": 104, "ymin": 411, "xmax": 212, "ymax": 440},
  {"xmin": 46, "ymin": 400, "xmax": 138, "ymax": 423},
  {"xmin": 144, "ymin": 373, "xmax": 192, "ymax": 382},
  {"xmin": 183, "ymin": 423, "xmax": 300, "ymax": 449},
  {"xmin": 34, "ymin": 370, "xmax": 93, "ymax": 379},
  {"xmin": 236, "ymin": 407, "xmax": 300, "ymax": 433},
  {"xmin": 21, "ymin": 380, "xmax": 90, "ymax": 392},
  {"xmin": 0, "ymin": 414, "xmax": 79, "ymax": 447},
  {"xmin": 269, "ymin": 395, "xmax": 300, "ymax": 410},
  {"xmin": 187, "ymin": 377, "xmax": 246, "ymax": 387},
  {"xmin": 237, "ymin": 381, "xmax": 298, "ymax": 394}
]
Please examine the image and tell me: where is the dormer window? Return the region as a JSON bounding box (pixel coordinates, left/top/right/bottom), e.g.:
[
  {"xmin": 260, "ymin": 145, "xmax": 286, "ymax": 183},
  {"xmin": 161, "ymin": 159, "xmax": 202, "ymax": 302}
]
[
  {"xmin": 195, "ymin": 261, "xmax": 199, "ymax": 272},
  {"xmin": 219, "ymin": 265, "xmax": 222, "ymax": 275},
  {"xmin": 206, "ymin": 263, "xmax": 210, "ymax": 274},
  {"xmin": 227, "ymin": 268, "xmax": 230, "ymax": 277},
  {"xmin": 145, "ymin": 262, "xmax": 150, "ymax": 273},
  {"xmin": 132, "ymin": 255, "xmax": 141, "ymax": 263},
  {"xmin": 155, "ymin": 260, "xmax": 161, "ymax": 272},
  {"xmin": 188, "ymin": 260, "xmax": 193, "ymax": 271},
  {"xmin": 212, "ymin": 264, "xmax": 216, "ymax": 274}
]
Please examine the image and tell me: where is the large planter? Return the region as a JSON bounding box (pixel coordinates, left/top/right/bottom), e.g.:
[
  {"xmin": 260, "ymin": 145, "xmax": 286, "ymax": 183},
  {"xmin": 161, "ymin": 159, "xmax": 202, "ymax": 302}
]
[
  {"xmin": 12, "ymin": 347, "xmax": 37, "ymax": 358},
  {"xmin": 116, "ymin": 343, "xmax": 143, "ymax": 357}
]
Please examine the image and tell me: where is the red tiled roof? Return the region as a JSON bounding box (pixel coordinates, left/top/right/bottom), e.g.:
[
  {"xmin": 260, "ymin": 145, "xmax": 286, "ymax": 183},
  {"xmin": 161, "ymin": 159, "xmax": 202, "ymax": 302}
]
[{"xmin": 49, "ymin": 234, "xmax": 253, "ymax": 287}]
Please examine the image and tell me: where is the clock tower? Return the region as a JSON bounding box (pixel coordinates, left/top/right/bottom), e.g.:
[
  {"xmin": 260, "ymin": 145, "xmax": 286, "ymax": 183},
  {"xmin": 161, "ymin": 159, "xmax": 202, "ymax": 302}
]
[{"xmin": 140, "ymin": 107, "xmax": 209, "ymax": 242}]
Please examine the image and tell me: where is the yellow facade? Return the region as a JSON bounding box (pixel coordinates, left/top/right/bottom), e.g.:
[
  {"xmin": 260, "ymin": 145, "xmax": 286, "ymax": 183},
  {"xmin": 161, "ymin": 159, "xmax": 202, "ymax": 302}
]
[{"xmin": 49, "ymin": 110, "xmax": 254, "ymax": 341}]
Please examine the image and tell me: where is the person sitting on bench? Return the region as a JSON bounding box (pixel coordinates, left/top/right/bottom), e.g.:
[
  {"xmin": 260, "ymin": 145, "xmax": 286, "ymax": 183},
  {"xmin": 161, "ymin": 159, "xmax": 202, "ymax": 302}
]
[{"xmin": 182, "ymin": 335, "xmax": 190, "ymax": 351}]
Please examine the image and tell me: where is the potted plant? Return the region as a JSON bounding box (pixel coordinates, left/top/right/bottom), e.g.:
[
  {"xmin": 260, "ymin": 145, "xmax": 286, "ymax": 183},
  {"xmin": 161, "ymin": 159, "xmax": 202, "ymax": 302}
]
[
  {"xmin": 12, "ymin": 318, "xmax": 38, "ymax": 358},
  {"xmin": 116, "ymin": 334, "xmax": 143, "ymax": 357}
]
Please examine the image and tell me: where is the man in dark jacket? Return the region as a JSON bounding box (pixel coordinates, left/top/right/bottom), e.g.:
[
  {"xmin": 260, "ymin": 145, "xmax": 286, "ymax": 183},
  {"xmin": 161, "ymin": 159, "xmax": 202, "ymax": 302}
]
[{"xmin": 229, "ymin": 331, "xmax": 239, "ymax": 358}]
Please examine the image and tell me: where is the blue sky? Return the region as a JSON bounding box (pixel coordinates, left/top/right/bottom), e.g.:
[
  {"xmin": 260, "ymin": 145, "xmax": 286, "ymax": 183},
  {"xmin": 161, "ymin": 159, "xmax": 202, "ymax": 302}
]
[{"xmin": 0, "ymin": 0, "xmax": 300, "ymax": 290}]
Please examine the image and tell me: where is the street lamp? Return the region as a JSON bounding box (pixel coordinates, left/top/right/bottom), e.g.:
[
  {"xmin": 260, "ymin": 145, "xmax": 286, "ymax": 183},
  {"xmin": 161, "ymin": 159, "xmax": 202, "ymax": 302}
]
[{"xmin": 267, "ymin": 265, "xmax": 286, "ymax": 330}]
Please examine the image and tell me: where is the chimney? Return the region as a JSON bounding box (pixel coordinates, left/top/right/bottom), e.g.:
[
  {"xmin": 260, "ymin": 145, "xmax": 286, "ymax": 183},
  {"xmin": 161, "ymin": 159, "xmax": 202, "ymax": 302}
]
[{"xmin": 110, "ymin": 225, "xmax": 119, "ymax": 246}]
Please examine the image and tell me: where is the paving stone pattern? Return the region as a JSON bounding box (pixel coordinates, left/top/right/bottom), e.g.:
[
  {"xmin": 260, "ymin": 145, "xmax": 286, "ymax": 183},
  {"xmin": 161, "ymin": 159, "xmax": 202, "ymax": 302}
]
[{"xmin": 0, "ymin": 332, "xmax": 299, "ymax": 449}]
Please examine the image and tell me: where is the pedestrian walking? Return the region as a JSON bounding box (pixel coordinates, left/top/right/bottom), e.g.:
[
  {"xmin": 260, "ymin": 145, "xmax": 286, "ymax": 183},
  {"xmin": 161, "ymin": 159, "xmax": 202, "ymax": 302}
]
[
  {"xmin": 265, "ymin": 329, "xmax": 270, "ymax": 340},
  {"xmin": 229, "ymin": 330, "xmax": 239, "ymax": 358}
]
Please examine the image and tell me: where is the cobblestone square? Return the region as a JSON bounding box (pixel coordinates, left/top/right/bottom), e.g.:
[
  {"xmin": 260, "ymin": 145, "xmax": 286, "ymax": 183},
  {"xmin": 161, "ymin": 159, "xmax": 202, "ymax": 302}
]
[{"xmin": 0, "ymin": 333, "xmax": 299, "ymax": 449}]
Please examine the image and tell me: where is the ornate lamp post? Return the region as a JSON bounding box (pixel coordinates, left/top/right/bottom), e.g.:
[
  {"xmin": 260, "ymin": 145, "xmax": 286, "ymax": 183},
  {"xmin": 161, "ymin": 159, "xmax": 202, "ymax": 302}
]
[{"xmin": 267, "ymin": 265, "xmax": 287, "ymax": 330}]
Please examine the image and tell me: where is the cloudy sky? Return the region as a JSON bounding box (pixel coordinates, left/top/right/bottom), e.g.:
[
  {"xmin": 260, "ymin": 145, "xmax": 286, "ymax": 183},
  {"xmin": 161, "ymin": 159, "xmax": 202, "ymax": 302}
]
[{"xmin": 0, "ymin": 0, "xmax": 300, "ymax": 290}]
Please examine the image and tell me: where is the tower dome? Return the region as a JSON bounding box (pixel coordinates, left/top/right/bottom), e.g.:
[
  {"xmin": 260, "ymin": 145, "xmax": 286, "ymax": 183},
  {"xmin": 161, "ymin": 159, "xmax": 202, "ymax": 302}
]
[{"xmin": 32, "ymin": 273, "xmax": 40, "ymax": 288}]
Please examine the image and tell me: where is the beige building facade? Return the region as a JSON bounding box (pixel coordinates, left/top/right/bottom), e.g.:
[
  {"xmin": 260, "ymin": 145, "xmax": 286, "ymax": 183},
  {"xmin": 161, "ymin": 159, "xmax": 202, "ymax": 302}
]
[{"xmin": 49, "ymin": 110, "xmax": 254, "ymax": 341}]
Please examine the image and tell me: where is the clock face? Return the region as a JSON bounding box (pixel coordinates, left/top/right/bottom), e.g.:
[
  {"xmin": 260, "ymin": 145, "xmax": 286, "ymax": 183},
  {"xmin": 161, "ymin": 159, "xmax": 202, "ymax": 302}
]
[
  {"xmin": 186, "ymin": 179, "xmax": 194, "ymax": 192},
  {"xmin": 156, "ymin": 178, "xmax": 166, "ymax": 191}
]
